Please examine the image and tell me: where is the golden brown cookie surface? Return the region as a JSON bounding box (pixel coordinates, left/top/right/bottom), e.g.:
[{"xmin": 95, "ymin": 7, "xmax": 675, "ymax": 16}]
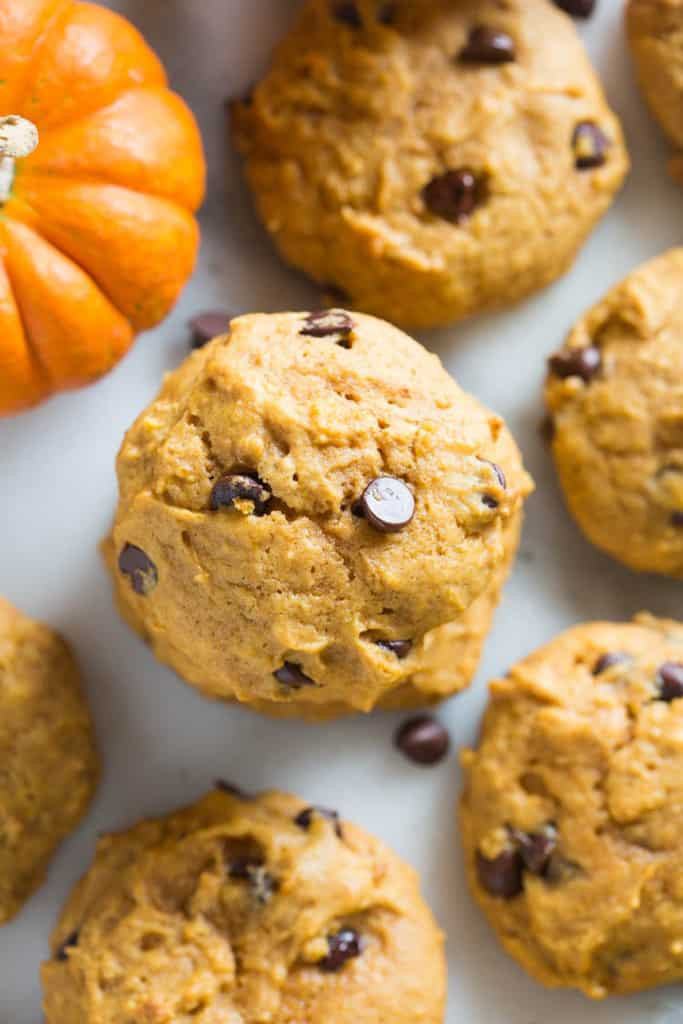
[
  {"xmin": 545, "ymin": 249, "xmax": 683, "ymax": 577},
  {"xmin": 43, "ymin": 788, "xmax": 445, "ymax": 1023},
  {"xmin": 232, "ymin": 0, "xmax": 628, "ymax": 328},
  {"xmin": 460, "ymin": 615, "xmax": 683, "ymax": 998},
  {"xmin": 0, "ymin": 598, "xmax": 98, "ymax": 924},
  {"xmin": 104, "ymin": 310, "xmax": 531, "ymax": 718},
  {"xmin": 627, "ymin": 0, "xmax": 683, "ymax": 182}
]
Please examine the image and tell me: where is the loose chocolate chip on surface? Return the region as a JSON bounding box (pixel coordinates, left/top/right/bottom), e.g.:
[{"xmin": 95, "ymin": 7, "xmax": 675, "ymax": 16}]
[
  {"xmin": 274, "ymin": 662, "xmax": 316, "ymax": 689},
  {"xmin": 476, "ymin": 849, "xmax": 523, "ymax": 899},
  {"xmin": 658, "ymin": 663, "xmax": 683, "ymax": 702},
  {"xmin": 395, "ymin": 716, "xmax": 450, "ymax": 765},
  {"xmin": 358, "ymin": 476, "xmax": 415, "ymax": 533},
  {"xmin": 511, "ymin": 825, "xmax": 558, "ymax": 876},
  {"xmin": 210, "ymin": 474, "xmax": 272, "ymax": 516},
  {"xmin": 295, "ymin": 805, "xmax": 343, "ymax": 838},
  {"xmin": 189, "ymin": 311, "xmax": 233, "ymax": 349},
  {"xmin": 423, "ymin": 168, "xmax": 484, "ymax": 224},
  {"xmin": 332, "ymin": 2, "xmax": 362, "ymax": 28},
  {"xmin": 56, "ymin": 930, "xmax": 79, "ymax": 961},
  {"xmin": 593, "ymin": 651, "xmax": 628, "ymax": 675},
  {"xmin": 553, "ymin": 0, "xmax": 596, "ymax": 15},
  {"xmin": 572, "ymin": 121, "xmax": 609, "ymax": 169},
  {"xmin": 548, "ymin": 344, "xmax": 601, "ymax": 382},
  {"xmin": 319, "ymin": 928, "xmax": 363, "ymax": 972},
  {"xmin": 459, "ymin": 25, "xmax": 516, "ymax": 64},
  {"xmin": 118, "ymin": 544, "xmax": 158, "ymax": 596},
  {"xmin": 377, "ymin": 639, "xmax": 412, "ymax": 659},
  {"xmin": 300, "ymin": 309, "xmax": 354, "ymax": 347}
]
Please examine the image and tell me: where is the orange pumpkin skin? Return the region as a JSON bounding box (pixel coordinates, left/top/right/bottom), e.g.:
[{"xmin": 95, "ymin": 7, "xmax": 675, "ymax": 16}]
[{"xmin": 0, "ymin": 0, "xmax": 206, "ymax": 416}]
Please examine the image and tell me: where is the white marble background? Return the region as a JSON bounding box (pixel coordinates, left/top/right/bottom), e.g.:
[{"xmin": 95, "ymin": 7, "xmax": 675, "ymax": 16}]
[{"xmin": 0, "ymin": 1, "xmax": 681, "ymax": 1021}]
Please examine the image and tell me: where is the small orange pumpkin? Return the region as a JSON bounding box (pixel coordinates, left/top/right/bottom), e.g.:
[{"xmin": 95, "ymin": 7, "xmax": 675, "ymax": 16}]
[{"xmin": 0, "ymin": 0, "xmax": 206, "ymax": 416}]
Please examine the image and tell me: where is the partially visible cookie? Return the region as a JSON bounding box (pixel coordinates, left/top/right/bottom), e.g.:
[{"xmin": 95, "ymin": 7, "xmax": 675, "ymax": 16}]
[
  {"xmin": 627, "ymin": 0, "xmax": 683, "ymax": 183},
  {"xmin": 460, "ymin": 615, "xmax": 683, "ymax": 997},
  {"xmin": 0, "ymin": 598, "xmax": 98, "ymax": 924},
  {"xmin": 545, "ymin": 249, "xmax": 683, "ymax": 577},
  {"xmin": 43, "ymin": 788, "xmax": 446, "ymax": 1023},
  {"xmin": 232, "ymin": 0, "xmax": 628, "ymax": 329}
]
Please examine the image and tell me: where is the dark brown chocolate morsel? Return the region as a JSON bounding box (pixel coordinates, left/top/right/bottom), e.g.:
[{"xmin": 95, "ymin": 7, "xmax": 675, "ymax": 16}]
[
  {"xmin": 319, "ymin": 928, "xmax": 363, "ymax": 972},
  {"xmin": 294, "ymin": 805, "xmax": 343, "ymax": 838},
  {"xmin": 395, "ymin": 716, "xmax": 451, "ymax": 766},
  {"xmin": 423, "ymin": 168, "xmax": 485, "ymax": 224},
  {"xmin": 359, "ymin": 477, "xmax": 415, "ymax": 533},
  {"xmin": 377, "ymin": 639, "xmax": 412, "ymax": 659},
  {"xmin": 274, "ymin": 662, "xmax": 316, "ymax": 689},
  {"xmin": 572, "ymin": 121, "xmax": 609, "ymax": 169},
  {"xmin": 548, "ymin": 345, "xmax": 601, "ymax": 382},
  {"xmin": 210, "ymin": 475, "xmax": 272, "ymax": 516},
  {"xmin": 476, "ymin": 848, "xmax": 523, "ymax": 899},
  {"xmin": 189, "ymin": 311, "xmax": 233, "ymax": 349},
  {"xmin": 658, "ymin": 663, "xmax": 683, "ymax": 702},
  {"xmin": 118, "ymin": 544, "xmax": 158, "ymax": 596},
  {"xmin": 459, "ymin": 25, "xmax": 516, "ymax": 64},
  {"xmin": 592, "ymin": 651, "xmax": 629, "ymax": 675}
]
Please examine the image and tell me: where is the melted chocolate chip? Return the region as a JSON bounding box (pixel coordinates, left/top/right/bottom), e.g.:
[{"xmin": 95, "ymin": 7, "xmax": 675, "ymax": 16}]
[
  {"xmin": 553, "ymin": 0, "xmax": 596, "ymax": 15},
  {"xmin": 423, "ymin": 168, "xmax": 484, "ymax": 224},
  {"xmin": 395, "ymin": 716, "xmax": 450, "ymax": 766},
  {"xmin": 295, "ymin": 805, "xmax": 343, "ymax": 838},
  {"xmin": 573, "ymin": 121, "xmax": 609, "ymax": 169},
  {"xmin": 511, "ymin": 825, "xmax": 558, "ymax": 876},
  {"xmin": 118, "ymin": 544, "xmax": 158, "ymax": 596},
  {"xmin": 593, "ymin": 651, "xmax": 628, "ymax": 675},
  {"xmin": 658, "ymin": 663, "xmax": 683, "ymax": 702},
  {"xmin": 476, "ymin": 849, "xmax": 523, "ymax": 899},
  {"xmin": 300, "ymin": 309, "xmax": 354, "ymax": 347},
  {"xmin": 189, "ymin": 311, "xmax": 233, "ymax": 349},
  {"xmin": 358, "ymin": 477, "xmax": 415, "ymax": 533},
  {"xmin": 274, "ymin": 662, "xmax": 316, "ymax": 689},
  {"xmin": 376, "ymin": 639, "xmax": 412, "ymax": 659},
  {"xmin": 548, "ymin": 345, "xmax": 601, "ymax": 382},
  {"xmin": 459, "ymin": 25, "xmax": 516, "ymax": 64},
  {"xmin": 319, "ymin": 928, "xmax": 363, "ymax": 972},
  {"xmin": 332, "ymin": 2, "xmax": 362, "ymax": 28},
  {"xmin": 56, "ymin": 930, "xmax": 79, "ymax": 961},
  {"xmin": 210, "ymin": 474, "xmax": 272, "ymax": 516}
]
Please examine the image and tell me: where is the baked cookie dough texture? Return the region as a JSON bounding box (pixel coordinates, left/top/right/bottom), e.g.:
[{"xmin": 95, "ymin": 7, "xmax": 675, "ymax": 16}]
[
  {"xmin": 232, "ymin": 0, "xmax": 629, "ymax": 329},
  {"xmin": 42, "ymin": 787, "xmax": 446, "ymax": 1023},
  {"xmin": 104, "ymin": 311, "xmax": 532, "ymax": 720},
  {"xmin": 461, "ymin": 614, "xmax": 683, "ymax": 998},
  {"xmin": 546, "ymin": 249, "xmax": 683, "ymax": 578},
  {"xmin": 0, "ymin": 598, "xmax": 97, "ymax": 924},
  {"xmin": 627, "ymin": 0, "xmax": 683, "ymax": 183}
]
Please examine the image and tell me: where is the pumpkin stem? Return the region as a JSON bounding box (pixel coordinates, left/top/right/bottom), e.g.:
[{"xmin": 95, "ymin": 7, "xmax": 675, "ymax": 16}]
[{"xmin": 0, "ymin": 116, "xmax": 39, "ymax": 204}]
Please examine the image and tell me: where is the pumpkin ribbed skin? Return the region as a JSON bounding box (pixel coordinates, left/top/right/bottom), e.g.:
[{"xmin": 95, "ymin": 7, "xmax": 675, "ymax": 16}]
[{"xmin": 0, "ymin": 0, "xmax": 205, "ymax": 416}]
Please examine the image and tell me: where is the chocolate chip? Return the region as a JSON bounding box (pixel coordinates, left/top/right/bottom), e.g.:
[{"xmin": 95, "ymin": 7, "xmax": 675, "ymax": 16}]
[
  {"xmin": 394, "ymin": 716, "xmax": 450, "ymax": 765},
  {"xmin": 377, "ymin": 639, "xmax": 412, "ymax": 659},
  {"xmin": 476, "ymin": 849, "xmax": 523, "ymax": 899},
  {"xmin": 672, "ymin": 511, "xmax": 683, "ymax": 527},
  {"xmin": 422, "ymin": 168, "xmax": 485, "ymax": 224},
  {"xmin": 378, "ymin": 2, "xmax": 397, "ymax": 24},
  {"xmin": 294, "ymin": 805, "xmax": 343, "ymax": 838},
  {"xmin": 332, "ymin": 2, "xmax": 362, "ymax": 28},
  {"xmin": 189, "ymin": 311, "xmax": 233, "ymax": 349},
  {"xmin": 210, "ymin": 474, "xmax": 272, "ymax": 516},
  {"xmin": 274, "ymin": 662, "xmax": 316, "ymax": 689},
  {"xmin": 511, "ymin": 825, "xmax": 558, "ymax": 876},
  {"xmin": 488, "ymin": 462, "xmax": 507, "ymax": 490},
  {"xmin": 593, "ymin": 651, "xmax": 628, "ymax": 675},
  {"xmin": 548, "ymin": 345, "xmax": 601, "ymax": 382},
  {"xmin": 572, "ymin": 121, "xmax": 609, "ymax": 169},
  {"xmin": 319, "ymin": 928, "xmax": 363, "ymax": 972},
  {"xmin": 300, "ymin": 309, "xmax": 354, "ymax": 347},
  {"xmin": 358, "ymin": 476, "xmax": 415, "ymax": 533},
  {"xmin": 658, "ymin": 663, "xmax": 683, "ymax": 702},
  {"xmin": 482, "ymin": 494, "xmax": 500, "ymax": 509},
  {"xmin": 229, "ymin": 859, "xmax": 278, "ymax": 905},
  {"xmin": 553, "ymin": 0, "xmax": 596, "ymax": 16},
  {"xmin": 215, "ymin": 780, "xmax": 248, "ymax": 798},
  {"xmin": 56, "ymin": 930, "xmax": 79, "ymax": 961},
  {"xmin": 118, "ymin": 544, "xmax": 158, "ymax": 596},
  {"xmin": 459, "ymin": 25, "xmax": 516, "ymax": 64}
]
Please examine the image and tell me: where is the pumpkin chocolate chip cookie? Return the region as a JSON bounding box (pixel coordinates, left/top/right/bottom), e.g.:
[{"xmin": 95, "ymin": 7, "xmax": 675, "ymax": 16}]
[
  {"xmin": 231, "ymin": 0, "xmax": 628, "ymax": 328},
  {"xmin": 103, "ymin": 310, "xmax": 532, "ymax": 719},
  {"xmin": 545, "ymin": 249, "xmax": 683, "ymax": 577},
  {"xmin": 0, "ymin": 598, "xmax": 98, "ymax": 924},
  {"xmin": 42, "ymin": 787, "xmax": 446, "ymax": 1023},
  {"xmin": 460, "ymin": 614, "xmax": 683, "ymax": 997},
  {"xmin": 627, "ymin": 0, "xmax": 683, "ymax": 184}
]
